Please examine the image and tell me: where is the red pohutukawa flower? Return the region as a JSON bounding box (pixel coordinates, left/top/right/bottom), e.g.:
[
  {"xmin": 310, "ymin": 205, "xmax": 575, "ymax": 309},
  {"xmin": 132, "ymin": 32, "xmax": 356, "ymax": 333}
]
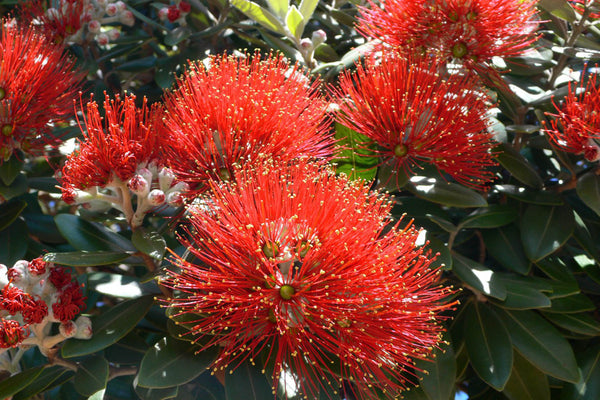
[
  {"xmin": 544, "ymin": 73, "xmax": 600, "ymax": 162},
  {"xmin": 0, "ymin": 20, "xmax": 84, "ymax": 161},
  {"xmin": 61, "ymin": 93, "xmax": 163, "ymax": 192},
  {"xmin": 19, "ymin": 0, "xmax": 86, "ymax": 44},
  {"xmin": 336, "ymin": 54, "xmax": 497, "ymax": 189},
  {"xmin": 357, "ymin": 0, "xmax": 538, "ymax": 66},
  {"xmin": 161, "ymin": 159, "xmax": 453, "ymax": 399},
  {"xmin": 162, "ymin": 53, "xmax": 333, "ymax": 193}
]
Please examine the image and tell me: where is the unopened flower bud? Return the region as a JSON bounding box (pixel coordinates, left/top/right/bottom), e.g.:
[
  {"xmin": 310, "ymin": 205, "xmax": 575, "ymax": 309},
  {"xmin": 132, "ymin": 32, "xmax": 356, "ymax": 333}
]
[
  {"xmin": 147, "ymin": 189, "xmax": 166, "ymax": 206},
  {"xmin": 97, "ymin": 0, "xmax": 108, "ymax": 6},
  {"xmin": 179, "ymin": 1, "xmax": 192, "ymax": 13},
  {"xmin": 115, "ymin": 1, "xmax": 127, "ymax": 11},
  {"xmin": 74, "ymin": 316, "xmax": 93, "ymax": 339},
  {"xmin": 7, "ymin": 261, "xmax": 28, "ymax": 285},
  {"xmin": 158, "ymin": 7, "xmax": 169, "ymax": 21},
  {"xmin": 88, "ymin": 20, "xmax": 101, "ymax": 33},
  {"xmin": 106, "ymin": 3, "xmax": 118, "ymax": 16},
  {"xmin": 128, "ymin": 169, "xmax": 151, "ymax": 196},
  {"xmin": 107, "ymin": 29, "xmax": 120, "ymax": 41},
  {"xmin": 300, "ymin": 38, "xmax": 312, "ymax": 50},
  {"xmin": 158, "ymin": 167, "xmax": 176, "ymax": 191},
  {"xmin": 584, "ymin": 143, "xmax": 600, "ymax": 162},
  {"xmin": 311, "ymin": 29, "xmax": 327, "ymax": 46},
  {"xmin": 119, "ymin": 10, "xmax": 135, "ymax": 26},
  {"xmin": 166, "ymin": 191, "xmax": 184, "ymax": 207},
  {"xmin": 59, "ymin": 321, "xmax": 77, "ymax": 338},
  {"xmin": 97, "ymin": 33, "xmax": 109, "ymax": 46}
]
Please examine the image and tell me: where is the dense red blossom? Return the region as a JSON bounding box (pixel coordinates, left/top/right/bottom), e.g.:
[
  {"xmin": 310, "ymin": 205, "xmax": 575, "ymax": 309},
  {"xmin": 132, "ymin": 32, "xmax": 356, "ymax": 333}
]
[
  {"xmin": 0, "ymin": 285, "xmax": 33, "ymax": 315},
  {"xmin": 22, "ymin": 297, "xmax": 49, "ymax": 324},
  {"xmin": 162, "ymin": 53, "xmax": 333, "ymax": 193},
  {"xmin": 0, "ymin": 318, "xmax": 27, "ymax": 348},
  {"xmin": 357, "ymin": 0, "xmax": 538, "ymax": 66},
  {"xmin": 28, "ymin": 258, "xmax": 48, "ymax": 276},
  {"xmin": 0, "ymin": 20, "xmax": 84, "ymax": 160},
  {"xmin": 161, "ymin": 160, "xmax": 453, "ymax": 399},
  {"xmin": 19, "ymin": 0, "xmax": 86, "ymax": 44},
  {"xmin": 61, "ymin": 93, "xmax": 164, "ymax": 192},
  {"xmin": 336, "ymin": 53, "xmax": 497, "ymax": 189},
  {"xmin": 52, "ymin": 282, "xmax": 86, "ymax": 323},
  {"xmin": 49, "ymin": 266, "xmax": 72, "ymax": 290},
  {"xmin": 544, "ymin": 73, "xmax": 600, "ymax": 161}
]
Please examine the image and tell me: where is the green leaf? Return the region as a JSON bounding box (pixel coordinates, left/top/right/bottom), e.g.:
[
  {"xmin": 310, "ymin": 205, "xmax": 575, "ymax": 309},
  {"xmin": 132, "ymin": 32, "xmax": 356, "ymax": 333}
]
[
  {"xmin": 12, "ymin": 366, "xmax": 72, "ymax": 400},
  {"xmin": 464, "ymin": 302, "xmax": 513, "ymax": 390},
  {"xmin": 415, "ymin": 338, "xmax": 456, "ymax": 400},
  {"xmin": 0, "ymin": 156, "xmax": 23, "ymax": 186},
  {"xmin": 231, "ymin": 0, "xmax": 286, "ymax": 34},
  {"xmin": 285, "ymin": 5, "xmax": 305, "ymax": 39},
  {"xmin": 576, "ymin": 172, "xmax": 600, "ymax": 216},
  {"xmin": 561, "ymin": 344, "xmax": 600, "ymax": 400},
  {"xmin": 426, "ymin": 215, "xmax": 457, "ymax": 233},
  {"xmin": 266, "ymin": 0, "xmax": 288, "ymax": 17},
  {"xmin": 408, "ymin": 178, "xmax": 487, "ymax": 208},
  {"xmin": 298, "ymin": 0, "xmax": 319, "ymax": 21},
  {"xmin": 0, "ymin": 173, "xmax": 27, "ymax": 200},
  {"xmin": 497, "ymin": 309, "xmax": 580, "ymax": 382},
  {"xmin": 44, "ymin": 250, "xmax": 130, "ymax": 266},
  {"xmin": 132, "ymin": 228, "xmax": 166, "ymax": 260},
  {"xmin": 482, "ymin": 225, "xmax": 530, "ymax": 275},
  {"xmin": 164, "ymin": 27, "xmax": 191, "ymax": 47},
  {"xmin": 62, "ymin": 295, "xmax": 155, "ymax": 358},
  {"xmin": 452, "ymin": 253, "xmax": 507, "ymax": 300},
  {"xmin": 495, "ymin": 184, "xmax": 563, "ymax": 205},
  {"xmin": 0, "ymin": 200, "xmax": 26, "ymax": 231},
  {"xmin": 137, "ymin": 336, "xmax": 219, "ymax": 388},
  {"xmin": 460, "ymin": 205, "xmax": 518, "ymax": 229},
  {"xmin": 332, "ymin": 123, "xmax": 378, "ymax": 181},
  {"xmin": 115, "ymin": 56, "xmax": 157, "ymax": 72},
  {"xmin": 538, "ymin": 0, "xmax": 577, "ymax": 22},
  {"xmin": 503, "ymin": 351, "xmax": 550, "ymax": 400},
  {"xmin": 225, "ymin": 359, "xmax": 273, "ymax": 400},
  {"xmin": 495, "ymin": 143, "xmax": 543, "ymax": 189},
  {"xmin": 520, "ymin": 204, "xmax": 574, "ymax": 261},
  {"xmin": 546, "ymin": 294, "xmax": 596, "ymax": 313},
  {"xmin": 495, "ymin": 283, "xmax": 551, "ymax": 310},
  {"xmin": 135, "ymin": 385, "xmax": 179, "ymax": 400},
  {"xmin": 542, "ymin": 312, "xmax": 600, "ymax": 336},
  {"xmin": 55, "ymin": 214, "xmax": 135, "ymax": 252},
  {"xmin": 426, "ymin": 234, "xmax": 452, "ymax": 270},
  {"xmin": 572, "ymin": 212, "xmax": 600, "ymax": 266},
  {"xmin": 73, "ymin": 356, "xmax": 109, "ymax": 397},
  {"xmin": 0, "ymin": 218, "xmax": 27, "ymax": 266},
  {"xmin": 88, "ymin": 272, "xmax": 149, "ymax": 299},
  {"xmin": 0, "ymin": 367, "xmax": 44, "ymax": 399}
]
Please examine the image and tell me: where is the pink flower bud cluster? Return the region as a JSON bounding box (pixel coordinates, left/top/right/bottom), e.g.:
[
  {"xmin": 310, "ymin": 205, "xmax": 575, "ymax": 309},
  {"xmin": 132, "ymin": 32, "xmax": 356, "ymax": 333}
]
[
  {"xmin": 0, "ymin": 258, "xmax": 91, "ymax": 363},
  {"xmin": 158, "ymin": 1, "xmax": 192, "ymax": 26}
]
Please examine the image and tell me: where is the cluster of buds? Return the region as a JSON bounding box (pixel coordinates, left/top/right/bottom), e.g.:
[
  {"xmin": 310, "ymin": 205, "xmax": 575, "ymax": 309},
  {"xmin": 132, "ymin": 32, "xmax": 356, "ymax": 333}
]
[
  {"xmin": 297, "ymin": 29, "xmax": 327, "ymax": 67},
  {"xmin": 158, "ymin": 1, "xmax": 192, "ymax": 26},
  {"xmin": 0, "ymin": 258, "xmax": 90, "ymax": 373},
  {"xmin": 63, "ymin": 163, "xmax": 189, "ymax": 229}
]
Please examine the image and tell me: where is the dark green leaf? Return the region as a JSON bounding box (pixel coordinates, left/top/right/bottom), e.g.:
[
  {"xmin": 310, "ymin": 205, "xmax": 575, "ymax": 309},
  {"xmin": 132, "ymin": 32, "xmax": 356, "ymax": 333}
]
[
  {"xmin": 452, "ymin": 253, "xmax": 507, "ymax": 300},
  {"xmin": 225, "ymin": 359, "xmax": 273, "ymax": 400},
  {"xmin": 0, "ymin": 367, "xmax": 44, "ymax": 399},
  {"xmin": 497, "ymin": 309, "xmax": 580, "ymax": 382},
  {"xmin": 73, "ymin": 356, "xmax": 109, "ymax": 397},
  {"xmin": 482, "ymin": 225, "xmax": 530, "ymax": 274},
  {"xmin": 460, "ymin": 205, "xmax": 518, "ymax": 229},
  {"xmin": 464, "ymin": 302, "xmax": 513, "ymax": 390},
  {"xmin": 426, "ymin": 215, "xmax": 457, "ymax": 233},
  {"xmin": 27, "ymin": 177, "xmax": 60, "ymax": 193},
  {"xmin": 0, "ymin": 218, "xmax": 27, "ymax": 266},
  {"xmin": 408, "ymin": 178, "xmax": 487, "ymax": 208},
  {"xmin": 415, "ymin": 337, "xmax": 456, "ymax": 400},
  {"xmin": 496, "ymin": 284, "xmax": 551, "ymax": 310},
  {"xmin": 0, "ymin": 173, "xmax": 27, "ymax": 200},
  {"xmin": 135, "ymin": 384, "xmax": 179, "ymax": 400},
  {"xmin": 520, "ymin": 204, "xmax": 574, "ymax": 261},
  {"xmin": 115, "ymin": 56, "xmax": 157, "ymax": 72},
  {"xmin": 132, "ymin": 228, "xmax": 166, "ymax": 260},
  {"xmin": 536, "ymin": 257, "xmax": 577, "ymax": 283},
  {"xmin": 12, "ymin": 366, "xmax": 71, "ymax": 400},
  {"xmin": 43, "ymin": 250, "xmax": 130, "ymax": 266},
  {"xmin": 546, "ymin": 294, "xmax": 596, "ymax": 313},
  {"xmin": 495, "ymin": 184, "xmax": 563, "ymax": 205},
  {"xmin": 426, "ymin": 234, "xmax": 452, "ymax": 270},
  {"xmin": 503, "ymin": 351, "xmax": 550, "ymax": 400},
  {"xmin": 62, "ymin": 295, "xmax": 155, "ymax": 358},
  {"xmin": 542, "ymin": 312, "xmax": 600, "ymax": 336},
  {"xmin": 332, "ymin": 123, "xmax": 378, "ymax": 181},
  {"xmin": 55, "ymin": 214, "xmax": 135, "ymax": 252},
  {"xmin": 0, "ymin": 200, "xmax": 26, "ymax": 231},
  {"xmin": 137, "ymin": 336, "xmax": 219, "ymax": 388},
  {"xmin": 572, "ymin": 212, "xmax": 600, "ymax": 266},
  {"xmin": 164, "ymin": 27, "xmax": 191, "ymax": 46},
  {"xmin": 495, "ymin": 143, "xmax": 543, "ymax": 189},
  {"xmin": 561, "ymin": 344, "xmax": 600, "ymax": 400},
  {"xmin": 0, "ymin": 156, "xmax": 23, "ymax": 186},
  {"xmin": 577, "ymin": 172, "xmax": 600, "ymax": 216}
]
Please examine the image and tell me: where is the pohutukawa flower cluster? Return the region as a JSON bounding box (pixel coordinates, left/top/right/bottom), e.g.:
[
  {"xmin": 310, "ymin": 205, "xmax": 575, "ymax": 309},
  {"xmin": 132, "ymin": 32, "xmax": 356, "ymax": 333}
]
[
  {"xmin": 0, "ymin": 19, "xmax": 83, "ymax": 161},
  {"xmin": 161, "ymin": 159, "xmax": 454, "ymax": 399},
  {"xmin": 158, "ymin": 1, "xmax": 192, "ymax": 26},
  {"xmin": 0, "ymin": 258, "xmax": 90, "ymax": 372}
]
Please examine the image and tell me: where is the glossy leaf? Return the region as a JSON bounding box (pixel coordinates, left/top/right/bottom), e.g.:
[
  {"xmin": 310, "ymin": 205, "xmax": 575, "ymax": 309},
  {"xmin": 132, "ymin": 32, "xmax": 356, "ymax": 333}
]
[
  {"xmin": 230, "ymin": 0, "xmax": 286, "ymax": 34},
  {"xmin": 0, "ymin": 173, "xmax": 27, "ymax": 201},
  {"xmin": 55, "ymin": 214, "xmax": 135, "ymax": 252},
  {"xmin": 332, "ymin": 123, "xmax": 378, "ymax": 181},
  {"xmin": 87, "ymin": 272, "xmax": 148, "ymax": 299},
  {"xmin": 285, "ymin": 5, "xmax": 304, "ymax": 39},
  {"xmin": 495, "ymin": 281, "xmax": 551, "ymax": 310},
  {"xmin": 0, "ymin": 218, "xmax": 27, "ymax": 266},
  {"xmin": 561, "ymin": 344, "xmax": 600, "ymax": 400},
  {"xmin": 577, "ymin": 172, "xmax": 600, "ymax": 216},
  {"xmin": 137, "ymin": 336, "xmax": 219, "ymax": 388},
  {"xmin": 495, "ymin": 143, "xmax": 543, "ymax": 189},
  {"xmin": 135, "ymin": 383, "xmax": 179, "ymax": 400},
  {"xmin": 0, "ymin": 199, "xmax": 26, "ymax": 231},
  {"xmin": 482, "ymin": 225, "xmax": 530, "ymax": 274},
  {"xmin": 425, "ymin": 234, "xmax": 452, "ymax": 270},
  {"xmin": 12, "ymin": 366, "xmax": 71, "ymax": 400},
  {"xmin": 44, "ymin": 250, "xmax": 130, "ymax": 266},
  {"xmin": 164, "ymin": 27, "xmax": 191, "ymax": 47},
  {"xmin": 452, "ymin": 253, "xmax": 507, "ymax": 300},
  {"xmin": 0, "ymin": 155, "xmax": 23, "ymax": 186},
  {"xmin": 464, "ymin": 302, "xmax": 512, "ymax": 390},
  {"xmin": 0, "ymin": 367, "xmax": 44, "ymax": 399},
  {"xmin": 62, "ymin": 295, "xmax": 154, "ymax": 358},
  {"xmin": 503, "ymin": 351, "xmax": 550, "ymax": 400},
  {"xmin": 266, "ymin": 0, "xmax": 288, "ymax": 17},
  {"xmin": 132, "ymin": 228, "xmax": 166, "ymax": 260},
  {"xmin": 497, "ymin": 309, "xmax": 580, "ymax": 382},
  {"xmin": 542, "ymin": 312, "xmax": 600, "ymax": 336},
  {"xmin": 408, "ymin": 178, "xmax": 487, "ymax": 208},
  {"xmin": 415, "ymin": 337, "xmax": 456, "ymax": 400},
  {"xmin": 73, "ymin": 356, "xmax": 109, "ymax": 397},
  {"xmin": 520, "ymin": 204, "xmax": 574, "ymax": 261},
  {"xmin": 115, "ymin": 56, "xmax": 157, "ymax": 72},
  {"xmin": 495, "ymin": 184, "xmax": 563, "ymax": 205},
  {"xmin": 225, "ymin": 359, "xmax": 273, "ymax": 400},
  {"xmin": 426, "ymin": 215, "xmax": 457, "ymax": 233},
  {"xmin": 460, "ymin": 205, "xmax": 518, "ymax": 229},
  {"xmin": 299, "ymin": 0, "xmax": 318, "ymax": 20},
  {"xmin": 546, "ymin": 293, "xmax": 596, "ymax": 313}
]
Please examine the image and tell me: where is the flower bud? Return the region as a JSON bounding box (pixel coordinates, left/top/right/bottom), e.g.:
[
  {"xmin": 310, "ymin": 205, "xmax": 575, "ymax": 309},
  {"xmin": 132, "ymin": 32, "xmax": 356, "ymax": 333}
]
[
  {"xmin": 119, "ymin": 10, "xmax": 135, "ymax": 27},
  {"xmin": 584, "ymin": 143, "xmax": 600, "ymax": 162},
  {"xmin": 168, "ymin": 5, "xmax": 181, "ymax": 22},
  {"xmin": 97, "ymin": 33, "xmax": 109, "ymax": 46},
  {"xmin": 179, "ymin": 1, "xmax": 192, "ymax": 13},
  {"xmin": 166, "ymin": 191, "xmax": 184, "ymax": 207},
  {"xmin": 311, "ymin": 29, "xmax": 327, "ymax": 47},
  {"xmin": 158, "ymin": 167, "xmax": 176, "ymax": 192},
  {"xmin": 300, "ymin": 38, "xmax": 312, "ymax": 50},
  {"xmin": 107, "ymin": 29, "xmax": 120, "ymax": 41},
  {"xmin": 115, "ymin": 1, "xmax": 127, "ymax": 11},
  {"xmin": 88, "ymin": 20, "xmax": 101, "ymax": 33},
  {"xmin": 147, "ymin": 189, "xmax": 166, "ymax": 206},
  {"xmin": 128, "ymin": 170, "xmax": 151, "ymax": 197},
  {"xmin": 74, "ymin": 316, "xmax": 93, "ymax": 339},
  {"xmin": 7, "ymin": 261, "xmax": 28, "ymax": 285},
  {"xmin": 158, "ymin": 7, "xmax": 169, "ymax": 21},
  {"xmin": 106, "ymin": 3, "xmax": 118, "ymax": 16},
  {"xmin": 59, "ymin": 321, "xmax": 77, "ymax": 338}
]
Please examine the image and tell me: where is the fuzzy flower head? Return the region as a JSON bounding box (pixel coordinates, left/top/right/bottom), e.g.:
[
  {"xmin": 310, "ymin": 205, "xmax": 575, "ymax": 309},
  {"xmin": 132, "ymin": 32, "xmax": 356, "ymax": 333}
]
[
  {"xmin": 162, "ymin": 53, "xmax": 333, "ymax": 194},
  {"xmin": 161, "ymin": 159, "xmax": 453, "ymax": 399},
  {"xmin": 336, "ymin": 53, "xmax": 497, "ymax": 189},
  {"xmin": 357, "ymin": 0, "xmax": 538, "ymax": 67},
  {"xmin": 544, "ymin": 73, "xmax": 600, "ymax": 162},
  {"xmin": 0, "ymin": 20, "xmax": 84, "ymax": 161}
]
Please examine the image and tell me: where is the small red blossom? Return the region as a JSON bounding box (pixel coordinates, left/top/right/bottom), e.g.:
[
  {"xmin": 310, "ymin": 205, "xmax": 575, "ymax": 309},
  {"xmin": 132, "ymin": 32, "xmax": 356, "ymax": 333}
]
[
  {"xmin": 49, "ymin": 266, "xmax": 73, "ymax": 291},
  {"xmin": 0, "ymin": 318, "xmax": 27, "ymax": 348},
  {"xmin": 19, "ymin": 0, "xmax": 85, "ymax": 44},
  {"xmin": 544, "ymin": 73, "xmax": 600, "ymax": 161},
  {"xmin": 179, "ymin": 1, "xmax": 192, "ymax": 13},
  {"xmin": 357, "ymin": 0, "xmax": 538, "ymax": 66},
  {"xmin": 336, "ymin": 53, "xmax": 497, "ymax": 189},
  {"xmin": 0, "ymin": 20, "xmax": 84, "ymax": 160},
  {"xmin": 22, "ymin": 297, "xmax": 49, "ymax": 325},
  {"xmin": 163, "ymin": 53, "xmax": 333, "ymax": 193},
  {"xmin": 52, "ymin": 282, "xmax": 86, "ymax": 323},
  {"xmin": 61, "ymin": 93, "xmax": 164, "ymax": 192},
  {"xmin": 167, "ymin": 5, "xmax": 181, "ymax": 22},
  {"xmin": 161, "ymin": 159, "xmax": 453, "ymax": 399},
  {"xmin": 0, "ymin": 285, "xmax": 33, "ymax": 315},
  {"xmin": 28, "ymin": 258, "xmax": 48, "ymax": 276}
]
